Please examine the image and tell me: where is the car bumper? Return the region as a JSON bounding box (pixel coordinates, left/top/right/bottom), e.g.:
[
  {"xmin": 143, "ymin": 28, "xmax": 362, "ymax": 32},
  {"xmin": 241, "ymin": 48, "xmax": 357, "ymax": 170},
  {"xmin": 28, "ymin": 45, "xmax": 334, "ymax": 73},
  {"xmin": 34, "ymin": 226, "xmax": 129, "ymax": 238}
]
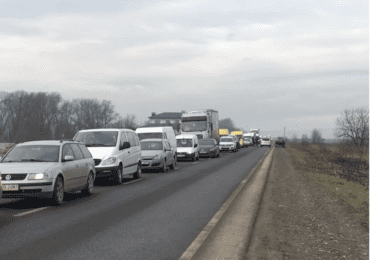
[
  {"xmin": 1, "ymin": 181, "xmax": 53, "ymax": 198},
  {"xmin": 95, "ymin": 166, "xmax": 120, "ymax": 177},
  {"xmin": 199, "ymin": 150, "xmax": 216, "ymax": 157},
  {"xmin": 177, "ymin": 153, "xmax": 195, "ymax": 160},
  {"xmin": 220, "ymin": 147, "xmax": 234, "ymax": 151},
  {"xmin": 141, "ymin": 160, "xmax": 163, "ymax": 169}
]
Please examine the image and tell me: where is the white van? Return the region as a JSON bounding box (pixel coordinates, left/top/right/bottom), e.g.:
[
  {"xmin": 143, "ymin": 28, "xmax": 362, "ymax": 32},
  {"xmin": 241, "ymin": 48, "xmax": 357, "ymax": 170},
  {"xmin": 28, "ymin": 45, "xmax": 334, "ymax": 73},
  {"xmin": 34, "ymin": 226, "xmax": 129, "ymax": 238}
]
[
  {"xmin": 136, "ymin": 127, "xmax": 177, "ymax": 162},
  {"xmin": 176, "ymin": 134, "xmax": 199, "ymax": 161},
  {"xmin": 219, "ymin": 135, "xmax": 237, "ymax": 152},
  {"xmin": 73, "ymin": 128, "xmax": 142, "ymax": 184}
]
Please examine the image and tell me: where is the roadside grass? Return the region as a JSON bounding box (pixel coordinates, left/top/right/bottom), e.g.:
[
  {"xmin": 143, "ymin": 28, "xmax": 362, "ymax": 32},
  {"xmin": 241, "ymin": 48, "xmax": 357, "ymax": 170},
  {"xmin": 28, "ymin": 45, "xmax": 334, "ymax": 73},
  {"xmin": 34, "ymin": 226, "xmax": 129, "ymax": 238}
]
[{"xmin": 286, "ymin": 142, "xmax": 369, "ymax": 230}]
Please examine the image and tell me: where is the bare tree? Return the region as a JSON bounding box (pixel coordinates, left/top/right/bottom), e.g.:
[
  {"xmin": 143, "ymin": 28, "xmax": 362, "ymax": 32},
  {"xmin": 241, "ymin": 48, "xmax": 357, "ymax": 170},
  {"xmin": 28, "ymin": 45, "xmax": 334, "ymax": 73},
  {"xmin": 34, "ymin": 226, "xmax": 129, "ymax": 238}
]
[
  {"xmin": 311, "ymin": 129, "xmax": 323, "ymax": 144},
  {"xmin": 335, "ymin": 107, "xmax": 369, "ymax": 163},
  {"xmin": 122, "ymin": 114, "xmax": 138, "ymax": 130},
  {"xmin": 219, "ymin": 118, "xmax": 238, "ymax": 132}
]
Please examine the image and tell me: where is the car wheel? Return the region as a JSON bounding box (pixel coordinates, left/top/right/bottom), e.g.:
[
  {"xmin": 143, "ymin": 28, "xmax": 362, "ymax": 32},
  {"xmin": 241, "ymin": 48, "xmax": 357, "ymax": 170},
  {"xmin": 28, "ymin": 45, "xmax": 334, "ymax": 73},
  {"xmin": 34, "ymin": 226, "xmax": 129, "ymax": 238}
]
[
  {"xmin": 133, "ymin": 163, "xmax": 142, "ymax": 179},
  {"xmin": 81, "ymin": 172, "xmax": 94, "ymax": 196},
  {"xmin": 115, "ymin": 166, "xmax": 123, "ymax": 185},
  {"xmin": 161, "ymin": 160, "xmax": 167, "ymax": 172},
  {"xmin": 51, "ymin": 176, "xmax": 64, "ymax": 205},
  {"xmin": 169, "ymin": 158, "xmax": 175, "ymax": 170}
]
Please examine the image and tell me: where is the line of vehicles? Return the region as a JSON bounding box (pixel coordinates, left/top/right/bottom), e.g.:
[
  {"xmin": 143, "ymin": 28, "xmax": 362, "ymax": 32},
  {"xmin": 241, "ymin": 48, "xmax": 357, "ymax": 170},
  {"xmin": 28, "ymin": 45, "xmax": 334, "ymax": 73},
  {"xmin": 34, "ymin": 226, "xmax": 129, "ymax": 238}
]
[{"xmin": 0, "ymin": 108, "xmax": 282, "ymax": 206}]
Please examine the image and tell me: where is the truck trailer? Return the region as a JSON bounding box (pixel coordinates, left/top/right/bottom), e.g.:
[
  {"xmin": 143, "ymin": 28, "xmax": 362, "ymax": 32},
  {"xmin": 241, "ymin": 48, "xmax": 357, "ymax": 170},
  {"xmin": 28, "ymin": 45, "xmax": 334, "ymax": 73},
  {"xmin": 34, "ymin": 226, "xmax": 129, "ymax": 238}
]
[{"xmin": 181, "ymin": 109, "xmax": 219, "ymax": 142}]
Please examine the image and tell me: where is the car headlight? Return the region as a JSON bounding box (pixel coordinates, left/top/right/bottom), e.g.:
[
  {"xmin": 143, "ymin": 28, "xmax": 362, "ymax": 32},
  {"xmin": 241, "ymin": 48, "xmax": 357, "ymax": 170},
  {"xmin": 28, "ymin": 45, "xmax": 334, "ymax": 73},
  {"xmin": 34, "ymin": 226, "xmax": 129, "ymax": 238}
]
[
  {"xmin": 101, "ymin": 157, "xmax": 117, "ymax": 165},
  {"xmin": 28, "ymin": 173, "xmax": 49, "ymax": 180},
  {"xmin": 187, "ymin": 151, "xmax": 193, "ymax": 154},
  {"xmin": 153, "ymin": 154, "xmax": 162, "ymax": 160}
]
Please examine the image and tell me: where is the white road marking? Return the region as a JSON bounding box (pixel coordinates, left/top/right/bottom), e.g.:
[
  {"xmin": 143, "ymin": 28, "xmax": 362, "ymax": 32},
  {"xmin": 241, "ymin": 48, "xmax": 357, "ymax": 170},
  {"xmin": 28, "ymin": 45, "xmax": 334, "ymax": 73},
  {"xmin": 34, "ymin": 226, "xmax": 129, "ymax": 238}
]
[
  {"xmin": 13, "ymin": 207, "xmax": 48, "ymax": 217},
  {"xmin": 124, "ymin": 178, "xmax": 145, "ymax": 185},
  {"xmin": 192, "ymin": 162, "xmax": 199, "ymax": 165}
]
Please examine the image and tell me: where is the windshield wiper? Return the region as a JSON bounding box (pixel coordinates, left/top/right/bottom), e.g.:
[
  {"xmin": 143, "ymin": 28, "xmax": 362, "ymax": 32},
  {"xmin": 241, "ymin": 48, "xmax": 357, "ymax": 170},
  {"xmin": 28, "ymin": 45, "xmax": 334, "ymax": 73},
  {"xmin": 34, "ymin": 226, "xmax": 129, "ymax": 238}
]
[{"xmin": 21, "ymin": 159, "xmax": 48, "ymax": 162}]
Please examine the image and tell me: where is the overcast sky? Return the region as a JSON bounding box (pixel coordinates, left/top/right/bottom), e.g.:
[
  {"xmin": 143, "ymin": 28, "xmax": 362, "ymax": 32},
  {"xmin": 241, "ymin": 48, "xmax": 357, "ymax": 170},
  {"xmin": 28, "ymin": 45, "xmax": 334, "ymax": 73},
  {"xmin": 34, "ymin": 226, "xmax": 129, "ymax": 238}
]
[{"xmin": 0, "ymin": 0, "xmax": 368, "ymax": 138}]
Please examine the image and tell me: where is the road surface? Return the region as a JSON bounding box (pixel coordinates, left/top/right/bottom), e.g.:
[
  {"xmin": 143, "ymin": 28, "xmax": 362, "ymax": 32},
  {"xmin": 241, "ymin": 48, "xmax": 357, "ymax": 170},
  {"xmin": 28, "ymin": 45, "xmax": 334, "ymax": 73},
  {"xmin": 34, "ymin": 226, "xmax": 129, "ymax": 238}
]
[{"xmin": 0, "ymin": 146, "xmax": 267, "ymax": 260}]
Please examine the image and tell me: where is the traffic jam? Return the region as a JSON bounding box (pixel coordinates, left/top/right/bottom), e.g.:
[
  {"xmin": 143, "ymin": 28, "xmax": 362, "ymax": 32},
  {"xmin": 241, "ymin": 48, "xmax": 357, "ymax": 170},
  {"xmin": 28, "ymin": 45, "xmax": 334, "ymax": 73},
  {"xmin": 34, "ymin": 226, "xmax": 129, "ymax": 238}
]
[{"xmin": 0, "ymin": 109, "xmax": 274, "ymax": 206}]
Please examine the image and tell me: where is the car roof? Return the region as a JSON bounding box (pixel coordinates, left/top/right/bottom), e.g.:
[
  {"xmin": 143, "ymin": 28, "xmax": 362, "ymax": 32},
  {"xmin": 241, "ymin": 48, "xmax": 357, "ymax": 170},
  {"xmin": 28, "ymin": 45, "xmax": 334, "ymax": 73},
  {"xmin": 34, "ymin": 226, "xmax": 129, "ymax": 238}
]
[
  {"xmin": 140, "ymin": 138, "xmax": 164, "ymax": 142},
  {"xmin": 17, "ymin": 140, "xmax": 79, "ymax": 146},
  {"xmin": 136, "ymin": 127, "xmax": 173, "ymax": 133},
  {"xmin": 77, "ymin": 128, "xmax": 134, "ymax": 132},
  {"xmin": 176, "ymin": 134, "xmax": 196, "ymax": 139}
]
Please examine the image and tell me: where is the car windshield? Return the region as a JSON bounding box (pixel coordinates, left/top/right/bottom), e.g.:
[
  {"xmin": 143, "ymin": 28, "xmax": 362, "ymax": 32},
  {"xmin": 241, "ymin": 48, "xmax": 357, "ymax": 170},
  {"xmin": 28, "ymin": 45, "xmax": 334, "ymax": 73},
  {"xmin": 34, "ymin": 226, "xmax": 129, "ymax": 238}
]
[
  {"xmin": 277, "ymin": 137, "xmax": 285, "ymax": 140},
  {"xmin": 140, "ymin": 141, "xmax": 163, "ymax": 150},
  {"xmin": 74, "ymin": 131, "xmax": 118, "ymax": 147},
  {"xmin": 2, "ymin": 145, "xmax": 60, "ymax": 162},
  {"xmin": 262, "ymin": 138, "xmax": 270, "ymax": 141},
  {"xmin": 220, "ymin": 138, "xmax": 233, "ymax": 142},
  {"xmin": 177, "ymin": 139, "xmax": 193, "ymax": 147},
  {"xmin": 199, "ymin": 139, "xmax": 215, "ymax": 145},
  {"xmin": 138, "ymin": 133, "xmax": 163, "ymax": 140},
  {"xmin": 182, "ymin": 121, "xmax": 207, "ymax": 132}
]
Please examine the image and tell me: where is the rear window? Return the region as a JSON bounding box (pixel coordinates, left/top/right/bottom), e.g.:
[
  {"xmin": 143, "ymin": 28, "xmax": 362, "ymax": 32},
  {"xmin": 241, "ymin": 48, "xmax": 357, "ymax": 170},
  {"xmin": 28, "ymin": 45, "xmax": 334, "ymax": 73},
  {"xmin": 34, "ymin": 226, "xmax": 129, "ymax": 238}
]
[
  {"xmin": 138, "ymin": 133, "xmax": 163, "ymax": 140},
  {"xmin": 220, "ymin": 138, "xmax": 233, "ymax": 142},
  {"xmin": 262, "ymin": 138, "xmax": 270, "ymax": 141}
]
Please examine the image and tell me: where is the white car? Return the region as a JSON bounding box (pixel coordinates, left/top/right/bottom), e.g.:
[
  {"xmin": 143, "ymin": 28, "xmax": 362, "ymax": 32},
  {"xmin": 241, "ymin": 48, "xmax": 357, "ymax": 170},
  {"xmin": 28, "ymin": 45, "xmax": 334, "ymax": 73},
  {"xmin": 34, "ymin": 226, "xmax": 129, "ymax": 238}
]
[
  {"xmin": 219, "ymin": 136, "xmax": 237, "ymax": 152},
  {"xmin": 0, "ymin": 140, "xmax": 96, "ymax": 205},
  {"xmin": 140, "ymin": 139, "xmax": 176, "ymax": 172},
  {"xmin": 176, "ymin": 134, "xmax": 200, "ymax": 161},
  {"xmin": 260, "ymin": 138, "xmax": 272, "ymax": 147},
  {"xmin": 73, "ymin": 128, "xmax": 142, "ymax": 184},
  {"xmin": 136, "ymin": 126, "xmax": 177, "ymax": 163}
]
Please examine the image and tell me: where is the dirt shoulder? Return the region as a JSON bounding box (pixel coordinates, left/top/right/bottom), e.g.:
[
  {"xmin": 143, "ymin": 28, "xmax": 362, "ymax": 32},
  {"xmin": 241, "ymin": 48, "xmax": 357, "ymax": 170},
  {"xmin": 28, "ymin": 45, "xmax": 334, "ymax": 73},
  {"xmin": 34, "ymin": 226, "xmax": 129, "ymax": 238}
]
[{"xmin": 244, "ymin": 147, "xmax": 369, "ymax": 260}]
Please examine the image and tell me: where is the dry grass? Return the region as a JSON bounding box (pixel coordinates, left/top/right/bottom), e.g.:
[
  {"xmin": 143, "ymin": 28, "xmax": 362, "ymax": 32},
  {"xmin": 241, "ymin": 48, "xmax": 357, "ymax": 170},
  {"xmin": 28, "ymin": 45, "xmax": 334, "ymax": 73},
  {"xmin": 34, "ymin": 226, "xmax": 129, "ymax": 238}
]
[{"xmin": 287, "ymin": 142, "xmax": 369, "ymax": 230}]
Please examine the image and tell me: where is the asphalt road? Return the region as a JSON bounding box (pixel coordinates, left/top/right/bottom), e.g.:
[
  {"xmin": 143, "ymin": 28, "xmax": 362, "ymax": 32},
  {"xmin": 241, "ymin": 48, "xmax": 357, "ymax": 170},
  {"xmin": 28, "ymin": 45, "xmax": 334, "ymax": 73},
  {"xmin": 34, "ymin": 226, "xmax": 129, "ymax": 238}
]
[{"xmin": 0, "ymin": 146, "xmax": 268, "ymax": 260}]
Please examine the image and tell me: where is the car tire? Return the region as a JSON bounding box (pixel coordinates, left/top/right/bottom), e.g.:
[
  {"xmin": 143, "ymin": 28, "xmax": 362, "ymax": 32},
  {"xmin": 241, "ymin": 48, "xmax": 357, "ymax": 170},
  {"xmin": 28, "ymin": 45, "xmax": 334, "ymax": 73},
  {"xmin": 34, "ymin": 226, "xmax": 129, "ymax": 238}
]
[
  {"xmin": 115, "ymin": 166, "xmax": 123, "ymax": 185},
  {"xmin": 51, "ymin": 176, "xmax": 64, "ymax": 206},
  {"xmin": 81, "ymin": 172, "xmax": 94, "ymax": 196},
  {"xmin": 133, "ymin": 163, "xmax": 142, "ymax": 179},
  {"xmin": 161, "ymin": 160, "xmax": 167, "ymax": 172}
]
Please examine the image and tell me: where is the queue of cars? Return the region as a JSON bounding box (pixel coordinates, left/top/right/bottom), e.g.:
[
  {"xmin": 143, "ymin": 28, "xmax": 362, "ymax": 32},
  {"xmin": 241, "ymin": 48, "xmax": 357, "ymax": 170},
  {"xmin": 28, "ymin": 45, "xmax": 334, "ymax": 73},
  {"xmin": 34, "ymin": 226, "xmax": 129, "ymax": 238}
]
[{"xmin": 0, "ymin": 125, "xmax": 275, "ymax": 206}]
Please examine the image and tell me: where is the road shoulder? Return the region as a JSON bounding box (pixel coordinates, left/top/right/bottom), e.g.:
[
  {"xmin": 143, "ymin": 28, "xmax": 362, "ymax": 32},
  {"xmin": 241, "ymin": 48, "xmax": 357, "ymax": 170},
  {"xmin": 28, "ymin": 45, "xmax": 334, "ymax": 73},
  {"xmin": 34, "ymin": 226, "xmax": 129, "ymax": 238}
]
[{"xmin": 245, "ymin": 147, "xmax": 369, "ymax": 260}]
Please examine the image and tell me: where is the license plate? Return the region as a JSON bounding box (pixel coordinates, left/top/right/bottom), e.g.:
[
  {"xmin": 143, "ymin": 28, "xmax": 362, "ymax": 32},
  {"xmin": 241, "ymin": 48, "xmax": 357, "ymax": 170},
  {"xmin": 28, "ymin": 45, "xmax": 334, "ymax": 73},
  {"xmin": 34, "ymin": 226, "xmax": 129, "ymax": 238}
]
[
  {"xmin": 2, "ymin": 184, "xmax": 19, "ymax": 191},
  {"xmin": 178, "ymin": 154, "xmax": 185, "ymax": 157}
]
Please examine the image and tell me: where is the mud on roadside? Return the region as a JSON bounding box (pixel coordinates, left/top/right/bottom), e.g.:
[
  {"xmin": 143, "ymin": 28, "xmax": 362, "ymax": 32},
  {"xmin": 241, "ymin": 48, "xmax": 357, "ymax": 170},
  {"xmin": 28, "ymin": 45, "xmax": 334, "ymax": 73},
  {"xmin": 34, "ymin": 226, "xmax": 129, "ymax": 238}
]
[{"xmin": 244, "ymin": 147, "xmax": 369, "ymax": 260}]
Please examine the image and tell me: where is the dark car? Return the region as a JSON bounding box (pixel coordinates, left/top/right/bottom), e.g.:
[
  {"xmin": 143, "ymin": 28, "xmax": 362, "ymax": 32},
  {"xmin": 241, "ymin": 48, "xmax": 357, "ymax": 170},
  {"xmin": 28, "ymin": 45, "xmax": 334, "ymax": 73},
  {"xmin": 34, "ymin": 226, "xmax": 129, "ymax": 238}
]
[
  {"xmin": 199, "ymin": 138, "xmax": 220, "ymax": 158},
  {"xmin": 275, "ymin": 137, "xmax": 286, "ymax": 148}
]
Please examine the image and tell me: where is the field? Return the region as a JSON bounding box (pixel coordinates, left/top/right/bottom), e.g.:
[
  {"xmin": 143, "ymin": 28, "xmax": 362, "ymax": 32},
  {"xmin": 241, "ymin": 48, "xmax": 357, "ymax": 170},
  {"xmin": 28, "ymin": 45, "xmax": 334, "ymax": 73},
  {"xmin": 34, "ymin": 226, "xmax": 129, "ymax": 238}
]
[{"xmin": 286, "ymin": 142, "xmax": 369, "ymax": 230}]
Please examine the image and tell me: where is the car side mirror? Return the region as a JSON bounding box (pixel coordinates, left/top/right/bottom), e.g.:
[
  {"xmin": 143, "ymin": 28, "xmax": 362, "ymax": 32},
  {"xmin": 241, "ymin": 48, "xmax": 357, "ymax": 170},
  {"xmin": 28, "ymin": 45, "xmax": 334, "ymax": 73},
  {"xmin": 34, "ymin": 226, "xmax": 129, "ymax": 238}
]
[
  {"xmin": 64, "ymin": 155, "xmax": 74, "ymax": 162},
  {"xmin": 122, "ymin": 142, "xmax": 130, "ymax": 149},
  {"xmin": 194, "ymin": 144, "xmax": 198, "ymax": 148}
]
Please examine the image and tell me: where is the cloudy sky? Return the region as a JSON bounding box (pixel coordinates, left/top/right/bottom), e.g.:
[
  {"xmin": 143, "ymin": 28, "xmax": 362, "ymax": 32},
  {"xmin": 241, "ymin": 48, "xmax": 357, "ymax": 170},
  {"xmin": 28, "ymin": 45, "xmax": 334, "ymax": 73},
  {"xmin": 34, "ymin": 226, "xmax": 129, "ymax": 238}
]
[{"xmin": 0, "ymin": 0, "xmax": 368, "ymax": 138}]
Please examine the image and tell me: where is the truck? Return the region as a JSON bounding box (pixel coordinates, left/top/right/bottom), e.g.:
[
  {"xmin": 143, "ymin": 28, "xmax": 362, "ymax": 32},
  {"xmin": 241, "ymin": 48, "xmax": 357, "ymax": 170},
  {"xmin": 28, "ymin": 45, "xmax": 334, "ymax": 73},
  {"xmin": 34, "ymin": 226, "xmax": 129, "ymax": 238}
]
[
  {"xmin": 219, "ymin": 129, "xmax": 229, "ymax": 137},
  {"xmin": 231, "ymin": 130, "xmax": 245, "ymax": 148},
  {"xmin": 181, "ymin": 109, "xmax": 219, "ymax": 142},
  {"xmin": 250, "ymin": 129, "xmax": 261, "ymax": 147}
]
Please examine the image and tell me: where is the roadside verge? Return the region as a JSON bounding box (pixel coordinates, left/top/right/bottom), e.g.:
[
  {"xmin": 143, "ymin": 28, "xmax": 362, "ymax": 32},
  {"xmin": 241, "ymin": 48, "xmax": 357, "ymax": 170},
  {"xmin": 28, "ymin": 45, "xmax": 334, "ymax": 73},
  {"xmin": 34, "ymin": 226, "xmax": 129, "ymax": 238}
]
[{"xmin": 179, "ymin": 148, "xmax": 274, "ymax": 260}]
